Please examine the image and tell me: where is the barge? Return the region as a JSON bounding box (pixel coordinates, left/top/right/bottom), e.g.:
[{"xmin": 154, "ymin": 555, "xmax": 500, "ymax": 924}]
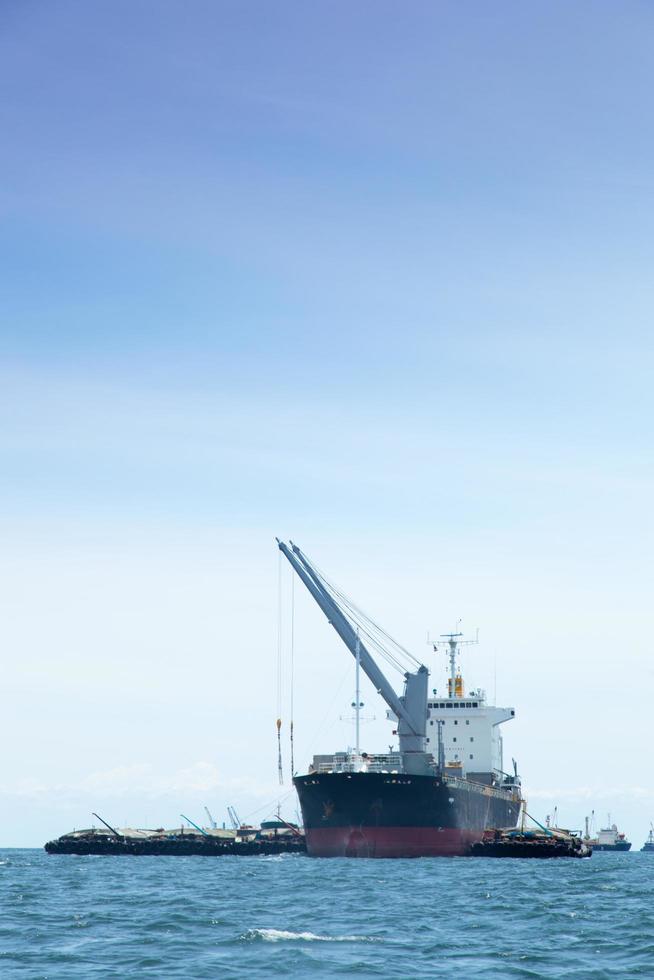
[
  {"xmin": 470, "ymin": 826, "xmax": 591, "ymax": 859},
  {"xmin": 45, "ymin": 815, "xmax": 305, "ymax": 856}
]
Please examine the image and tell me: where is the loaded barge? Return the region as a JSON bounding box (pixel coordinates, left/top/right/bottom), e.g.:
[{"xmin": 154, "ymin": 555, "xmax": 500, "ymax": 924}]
[
  {"xmin": 278, "ymin": 540, "xmax": 523, "ymax": 858},
  {"xmin": 471, "ymin": 826, "xmax": 591, "ymax": 858},
  {"xmin": 45, "ymin": 816, "xmax": 305, "ymax": 856}
]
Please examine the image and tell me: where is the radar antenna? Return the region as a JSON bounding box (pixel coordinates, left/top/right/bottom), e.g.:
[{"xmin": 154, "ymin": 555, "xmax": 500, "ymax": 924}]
[{"xmin": 431, "ymin": 626, "xmax": 479, "ymax": 700}]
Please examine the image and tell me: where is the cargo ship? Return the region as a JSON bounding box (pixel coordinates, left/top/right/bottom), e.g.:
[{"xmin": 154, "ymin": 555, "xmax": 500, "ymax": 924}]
[
  {"xmin": 583, "ymin": 814, "xmax": 632, "ymax": 852},
  {"xmin": 642, "ymin": 825, "xmax": 654, "ymax": 853},
  {"xmin": 278, "ymin": 540, "xmax": 522, "ymax": 858}
]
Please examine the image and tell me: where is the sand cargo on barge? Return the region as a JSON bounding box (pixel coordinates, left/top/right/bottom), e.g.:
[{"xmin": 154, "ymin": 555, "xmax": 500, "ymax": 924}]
[
  {"xmin": 45, "ymin": 814, "xmax": 305, "ymax": 856},
  {"xmin": 45, "ymin": 832, "xmax": 305, "ymax": 856},
  {"xmin": 470, "ymin": 826, "xmax": 591, "ymax": 858},
  {"xmin": 278, "ymin": 540, "xmax": 522, "ymax": 858}
]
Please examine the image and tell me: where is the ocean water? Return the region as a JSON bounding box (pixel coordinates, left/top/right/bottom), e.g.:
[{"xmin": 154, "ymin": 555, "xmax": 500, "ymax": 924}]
[{"xmin": 1, "ymin": 849, "xmax": 653, "ymax": 978}]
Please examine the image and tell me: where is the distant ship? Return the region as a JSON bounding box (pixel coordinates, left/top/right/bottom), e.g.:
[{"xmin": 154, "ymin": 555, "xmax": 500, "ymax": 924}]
[
  {"xmin": 278, "ymin": 540, "xmax": 522, "ymax": 858},
  {"xmin": 641, "ymin": 825, "xmax": 654, "ymax": 853},
  {"xmin": 584, "ymin": 814, "xmax": 632, "ymax": 852}
]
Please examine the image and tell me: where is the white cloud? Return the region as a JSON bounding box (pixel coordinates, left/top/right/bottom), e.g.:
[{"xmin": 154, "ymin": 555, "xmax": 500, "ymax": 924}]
[
  {"xmin": 528, "ymin": 786, "xmax": 654, "ymax": 803},
  {"xmin": 0, "ymin": 762, "xmax": 279, "ymax": 802}
]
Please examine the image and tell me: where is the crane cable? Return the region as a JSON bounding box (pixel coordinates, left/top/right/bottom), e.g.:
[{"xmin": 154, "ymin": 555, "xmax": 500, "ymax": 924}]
[
  {"xmin": 329, "ymin": 584, "xmax": 421, "ymax": 671},
  {"xmin": 290, "ymin": 572, "xmax": 295, "ymax": 779},
  {"xmin": 297, "ymin": 548, "xmax": 418, "ymax": 671},
  {"xmin": 300, "ymin": 550, "xmax": 421, "ymax": 674},
  {"xmin": 276, "ymin": 552, "xmax": 283, "ymax": 784}
]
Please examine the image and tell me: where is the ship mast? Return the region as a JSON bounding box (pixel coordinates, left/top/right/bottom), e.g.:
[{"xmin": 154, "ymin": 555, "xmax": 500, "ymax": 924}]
[
  {"xmin": 354, "ymin": 629, "xmax": 361, "ymax": 761},
  {"xmin": 276, "ymin": 539, "xmax": 430, "ymax": 768},
  {"xmin": 445, "ymin": 632, "xmax": 461, "ymax": 699},
  {"xmin": 432, "ymin": 629, "xmax": 479, "ymax": 699}
]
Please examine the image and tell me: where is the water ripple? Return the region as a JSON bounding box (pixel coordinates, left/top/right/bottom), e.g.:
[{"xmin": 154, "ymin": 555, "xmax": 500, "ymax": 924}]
[{"xmin": 0, "ymin": 850, "xmax": 653, "ymax": 977}]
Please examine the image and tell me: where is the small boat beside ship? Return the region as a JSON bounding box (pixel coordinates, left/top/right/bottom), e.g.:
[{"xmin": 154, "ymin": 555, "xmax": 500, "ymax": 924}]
[{"xmin": 471, "ymin": 826, "xmax": 591, "ymax": 859}]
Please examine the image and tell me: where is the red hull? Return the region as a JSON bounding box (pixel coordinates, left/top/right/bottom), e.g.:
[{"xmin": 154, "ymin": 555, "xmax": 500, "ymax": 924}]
[{"xmin": 306, "ymin": 825, "xmax": 481, "ymax": 858}]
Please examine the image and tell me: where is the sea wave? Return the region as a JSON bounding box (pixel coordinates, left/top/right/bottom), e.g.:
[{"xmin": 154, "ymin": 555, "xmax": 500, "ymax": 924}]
[{"xmin": 244, "ymin": 928, "xmax": 379, "ymax": 943}]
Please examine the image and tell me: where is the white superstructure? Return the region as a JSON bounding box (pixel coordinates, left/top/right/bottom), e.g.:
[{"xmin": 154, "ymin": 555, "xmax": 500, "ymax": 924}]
[
  {"xmin": 427, "ymin": 633, "xmax": 515, "ymax": 781},
  {"xmin": 426, "ymin": 694, "xmax": 514, "ymax": 777},
  {"xmin": 596, "ymin": 825, "xmax": 622, "ymax": 846}
]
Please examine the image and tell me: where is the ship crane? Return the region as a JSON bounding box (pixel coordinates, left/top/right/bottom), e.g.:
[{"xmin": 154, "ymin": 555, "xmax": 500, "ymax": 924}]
[
  {"xmin": 276, "ymin": 539, "xmax": 430, "ymax": 772},
  {"xmin": 227, "ymin": 806, "xmax": 241, "ymax": 831}
]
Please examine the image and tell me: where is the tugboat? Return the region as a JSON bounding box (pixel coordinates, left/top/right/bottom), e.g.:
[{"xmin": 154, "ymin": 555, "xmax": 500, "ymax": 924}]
[
  {"xmin": 641, "ymin": 824, "xmax": 654, "ymax": 853},
  {"xmin": 278, "ymin": 540, "xmax": 522, "ymax": 858}
]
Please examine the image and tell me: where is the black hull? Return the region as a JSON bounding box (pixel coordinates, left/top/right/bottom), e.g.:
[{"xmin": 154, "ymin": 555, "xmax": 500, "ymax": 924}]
[{"xmin": 294, "ymin": 771, "xmax": 521, "ymax": 857}]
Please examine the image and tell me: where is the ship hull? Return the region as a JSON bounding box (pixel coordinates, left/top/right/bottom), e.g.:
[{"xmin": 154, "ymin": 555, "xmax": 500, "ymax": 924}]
[
  {"xmin": 294, "ymin": 771, "xmax": 521, "ymax": 858},
  {"xmin": 591, "ymin": 842, "xmax": 632, "ymax": 852}
]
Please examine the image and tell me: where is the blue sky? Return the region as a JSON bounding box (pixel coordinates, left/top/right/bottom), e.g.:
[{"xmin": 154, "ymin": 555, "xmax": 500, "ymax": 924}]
[{"xmin": 2, "ymin": 1, "xmax": 654, "ymax": 845}]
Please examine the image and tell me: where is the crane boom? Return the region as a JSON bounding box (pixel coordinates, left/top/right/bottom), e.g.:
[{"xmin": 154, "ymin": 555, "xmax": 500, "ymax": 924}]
[
  {"xmin": 276, "ymin": 540, "xmax": 428, "ymax": 757},
  {"xmin": 180, "ymin": 813, "xmax": 208, "ymax": 836}
]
